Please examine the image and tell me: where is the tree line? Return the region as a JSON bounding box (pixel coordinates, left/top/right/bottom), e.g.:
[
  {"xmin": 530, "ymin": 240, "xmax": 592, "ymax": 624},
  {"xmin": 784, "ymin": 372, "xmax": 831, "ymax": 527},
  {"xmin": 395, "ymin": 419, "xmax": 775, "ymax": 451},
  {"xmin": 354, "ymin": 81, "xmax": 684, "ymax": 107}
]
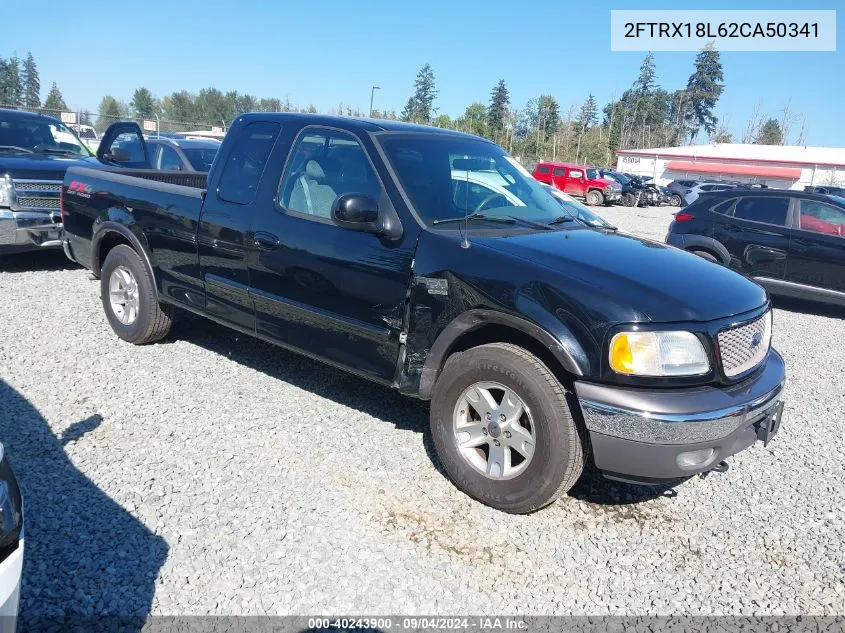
[{"xmin": 1, "ymin": 49, "xmax": 806, "ymax": 162}]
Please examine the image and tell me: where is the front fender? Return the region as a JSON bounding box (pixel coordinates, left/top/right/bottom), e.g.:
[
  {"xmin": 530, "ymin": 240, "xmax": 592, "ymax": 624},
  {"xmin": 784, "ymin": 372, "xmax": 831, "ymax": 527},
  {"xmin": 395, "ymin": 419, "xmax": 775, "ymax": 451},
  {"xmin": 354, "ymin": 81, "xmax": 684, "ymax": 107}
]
[{"xmin": 415, "ymin": 308, "xmax": 591, "ymax": 400}]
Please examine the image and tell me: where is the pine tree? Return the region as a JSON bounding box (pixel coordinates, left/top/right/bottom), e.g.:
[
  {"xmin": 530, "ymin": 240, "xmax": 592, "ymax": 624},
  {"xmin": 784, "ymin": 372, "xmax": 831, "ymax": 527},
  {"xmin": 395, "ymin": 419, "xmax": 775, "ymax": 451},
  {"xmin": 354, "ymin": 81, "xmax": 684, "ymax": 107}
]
[
  {"xmin": 684, "ymin": 43, "xmax": 725, "ymax": 140},
  {"xmin": 487, "ymin": 79, "xmax": 510, "ymax": 143},
  {"xmin": 756, "ymin": 118, "xmax": 783, "ymax": 145},
  {"xmin": 634, "ymin": 52, "xmax": 656, "ymax": 94},
  {"xmin": 401, "ymin": 63, "xmax": 438, "ymax": 124},
  {"xmin": 131, "ymin": 87, "xmax": 157, "ymax": 118},
  {"xmin": 44, "ymin": 82, "xmax": 67, "ymax": 111},
  {"xmin": 22, "ymin": 52, "xmax": 40, "ymax": 108},
  {"xmin": 575, "ymin": 94, "xmax": 598, "ymax": 135},
  {"xmin": 0, "ymin": 56, "xmax": 24, "ymax": 106}
]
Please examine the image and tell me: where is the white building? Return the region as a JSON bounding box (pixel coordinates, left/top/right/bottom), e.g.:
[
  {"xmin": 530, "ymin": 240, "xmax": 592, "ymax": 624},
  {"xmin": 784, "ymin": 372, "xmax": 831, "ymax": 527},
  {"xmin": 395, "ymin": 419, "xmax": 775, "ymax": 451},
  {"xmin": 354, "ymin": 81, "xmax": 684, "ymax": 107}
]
[{"xmin": 614, "ymin": 144, "xmax": 845, "ymax": 190}]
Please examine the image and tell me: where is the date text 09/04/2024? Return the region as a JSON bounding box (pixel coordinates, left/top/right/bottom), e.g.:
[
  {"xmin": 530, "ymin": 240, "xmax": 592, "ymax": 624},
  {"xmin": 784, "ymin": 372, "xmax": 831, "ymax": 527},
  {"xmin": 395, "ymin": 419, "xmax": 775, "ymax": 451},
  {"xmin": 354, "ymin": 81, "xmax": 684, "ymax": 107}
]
[
  {"xmin": 307, "ymin": 617, "xmax": 529, "ymax": 630},
  {"xmin": 624, "ymin": 22, "xmax": 819, "ymax": 39}
]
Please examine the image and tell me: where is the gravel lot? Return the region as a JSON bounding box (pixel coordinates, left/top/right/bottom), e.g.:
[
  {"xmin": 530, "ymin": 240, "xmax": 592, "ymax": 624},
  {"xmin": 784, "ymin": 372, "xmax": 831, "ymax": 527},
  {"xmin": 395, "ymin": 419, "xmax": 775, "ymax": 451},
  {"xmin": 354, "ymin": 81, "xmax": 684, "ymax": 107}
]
[{"xmin": 1, "ymin": 205, "xmax": 843, "ymax": 622}]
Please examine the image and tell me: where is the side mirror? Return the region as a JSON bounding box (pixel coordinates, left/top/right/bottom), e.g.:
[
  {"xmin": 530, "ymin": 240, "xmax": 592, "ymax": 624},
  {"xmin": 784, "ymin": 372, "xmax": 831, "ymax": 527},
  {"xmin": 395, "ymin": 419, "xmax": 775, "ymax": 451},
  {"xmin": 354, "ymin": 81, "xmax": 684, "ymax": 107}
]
[{"xmin": 332, "ymin": 193, "xmax": 402, "ymax": 240}]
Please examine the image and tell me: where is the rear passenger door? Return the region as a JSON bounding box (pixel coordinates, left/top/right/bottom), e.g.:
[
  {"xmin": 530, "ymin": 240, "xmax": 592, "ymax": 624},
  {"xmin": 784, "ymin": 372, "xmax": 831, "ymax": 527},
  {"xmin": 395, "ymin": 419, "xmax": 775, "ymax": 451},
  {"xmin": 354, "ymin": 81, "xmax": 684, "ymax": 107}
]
[
  {"xmin": 247, "ymin": 125, "xmax": 418, "ymax": 383},
  {"xmin": 197, "ymin": 120, "xmax": 283, "ymax": 330},
  {"xmin": 786, "ymin": 198, "xmax": 845, "ymax": 294},
  {"xmin": 722, "ymin": 195, "xmax": 792, "ymax": 280},
  {"xmin": 551, "ymin": 167, "xmax": 566, "ymax": 190}
]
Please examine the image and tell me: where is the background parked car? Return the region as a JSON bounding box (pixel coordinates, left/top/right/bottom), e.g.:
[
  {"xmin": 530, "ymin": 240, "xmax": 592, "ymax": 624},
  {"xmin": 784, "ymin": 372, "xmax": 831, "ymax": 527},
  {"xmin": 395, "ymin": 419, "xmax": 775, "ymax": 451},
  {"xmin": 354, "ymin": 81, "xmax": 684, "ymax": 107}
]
[
  {"xmin": 532, "ymin": 161, "xmax": 622, "ymax": 206},
  {"xmin": 682, "ymin": 182, "xmax": 741, "ymax": 206},
  {"xmin": 666, "ymin": 188, "xmax": 845, "ymax": 306},
  {"xmin": 805, "ymin": 184, "xmax": 845, "ymax": 197},
  {"xmin": 598, "ymin": 170, "xmax": 652, "ymax": 207},
  {"xmin": 145, "ymin": 137, "xmax": 220, "ymax": 172},
  {"xmin": 71, "ymin": 124, "xmax": 100, "ymax": 153},
  {"xmin": 665, "ymin": 179, "xmax": 700, "ymax": 206},
  {"xmin": 0, "ymin": 441, "xmax": 23, "ymax": 632}
]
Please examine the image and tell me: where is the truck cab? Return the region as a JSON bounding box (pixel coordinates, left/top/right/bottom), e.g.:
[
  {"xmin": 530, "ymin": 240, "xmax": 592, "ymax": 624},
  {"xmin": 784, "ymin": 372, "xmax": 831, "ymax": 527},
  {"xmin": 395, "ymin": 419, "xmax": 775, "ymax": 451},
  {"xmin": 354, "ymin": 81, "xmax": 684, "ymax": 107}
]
[{"xmin": 532, "ymin": 161, "xmax": 621, "ymax": 206}]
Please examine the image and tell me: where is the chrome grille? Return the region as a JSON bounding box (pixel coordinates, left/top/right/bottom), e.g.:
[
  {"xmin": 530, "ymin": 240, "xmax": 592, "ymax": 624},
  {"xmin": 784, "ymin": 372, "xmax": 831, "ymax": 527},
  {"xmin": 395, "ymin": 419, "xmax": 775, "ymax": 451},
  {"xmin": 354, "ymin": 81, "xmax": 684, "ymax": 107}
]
[
  {"xmin": 717, "ymin": 312, "xmax": 772, "ymax": 378},
  {"xmin": 11, "ymin": 179, "xmax": 62, "ymax": 212},
  {"xmin": 16, "ymin": 196, "xmax": 60, "ymax": 209},
  {"xmin": 13, "ymin": 181, "xmax": 61, "ymax": 193}
]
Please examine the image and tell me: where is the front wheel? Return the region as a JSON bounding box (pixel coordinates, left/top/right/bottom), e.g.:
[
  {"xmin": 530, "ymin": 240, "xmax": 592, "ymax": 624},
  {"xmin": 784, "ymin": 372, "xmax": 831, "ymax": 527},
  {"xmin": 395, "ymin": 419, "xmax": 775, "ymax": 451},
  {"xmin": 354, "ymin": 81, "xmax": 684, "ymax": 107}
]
[
  {"xmin": 430, "ymin": 343, "xmax": 585, "ymax": 514},
  {"xmin": 622, "ymin": 193, "xmax": 637, "ymax": 207},
  {"xmin": 100, "ymin": 244, "xmax": 173, "ymax": 344},
  {"xmin": 585, "ymin": 190, "xmax": 603, "ymax": 206}
]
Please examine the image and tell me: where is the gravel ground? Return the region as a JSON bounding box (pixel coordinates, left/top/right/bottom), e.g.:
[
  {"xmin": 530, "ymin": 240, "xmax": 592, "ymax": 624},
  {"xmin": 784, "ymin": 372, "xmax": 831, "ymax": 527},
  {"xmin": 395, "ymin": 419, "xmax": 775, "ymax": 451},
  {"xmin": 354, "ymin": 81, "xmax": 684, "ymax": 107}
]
[{"xmin": 0, "ymin": 206, "xmax": 843, "ymax": 621}]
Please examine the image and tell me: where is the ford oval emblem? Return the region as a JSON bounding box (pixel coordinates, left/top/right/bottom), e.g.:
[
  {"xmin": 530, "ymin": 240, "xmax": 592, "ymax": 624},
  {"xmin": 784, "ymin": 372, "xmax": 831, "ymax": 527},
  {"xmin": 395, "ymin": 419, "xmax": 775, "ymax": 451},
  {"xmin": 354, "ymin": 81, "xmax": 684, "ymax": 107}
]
[{"xmin": 750, "ymin": 332, "xmax": 763, "ymax": 348}]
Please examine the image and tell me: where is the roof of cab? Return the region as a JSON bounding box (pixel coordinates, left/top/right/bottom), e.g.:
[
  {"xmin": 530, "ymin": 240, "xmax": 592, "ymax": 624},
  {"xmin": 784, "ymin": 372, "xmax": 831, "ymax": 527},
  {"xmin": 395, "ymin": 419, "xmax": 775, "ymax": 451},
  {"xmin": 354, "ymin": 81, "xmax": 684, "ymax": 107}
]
[
  {"xmin": 235, "ymin": 111, "xmax": 489, "ymax": 140},
  {"xmin": 0, "ymin": 107, "xmax": 62, "ymax": 125}
]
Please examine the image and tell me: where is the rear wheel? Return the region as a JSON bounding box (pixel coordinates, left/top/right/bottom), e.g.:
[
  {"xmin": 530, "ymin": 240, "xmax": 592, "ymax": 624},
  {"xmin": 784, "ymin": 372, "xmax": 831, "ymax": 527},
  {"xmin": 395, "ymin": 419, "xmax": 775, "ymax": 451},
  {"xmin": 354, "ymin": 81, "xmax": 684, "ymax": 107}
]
[
  {"xmin": 585, "ymin": 190, "xmax": 603, "ymax": 206},
  {"xmin": 430, "ymin": 343, "xmax": 585, "ymax": 514},
  {"xmin": 100, "ymin": 244, "xmax": 173, "ymax": 344},
  {"xmin": 690, "ymin": 249, "xmax": 718, "ymax": 263},
  {"xmin": 668, "ymin": 193, "xmax": 682, "ymax": 206}
]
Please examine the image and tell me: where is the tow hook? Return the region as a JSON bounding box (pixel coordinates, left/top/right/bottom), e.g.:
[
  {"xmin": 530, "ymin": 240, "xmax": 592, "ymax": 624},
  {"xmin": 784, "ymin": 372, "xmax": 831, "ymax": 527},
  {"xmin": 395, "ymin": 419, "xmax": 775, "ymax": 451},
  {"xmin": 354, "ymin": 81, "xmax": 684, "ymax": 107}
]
[{"xmin": 699, "ymin": 460, "xmax": 730, "ymax": 479}]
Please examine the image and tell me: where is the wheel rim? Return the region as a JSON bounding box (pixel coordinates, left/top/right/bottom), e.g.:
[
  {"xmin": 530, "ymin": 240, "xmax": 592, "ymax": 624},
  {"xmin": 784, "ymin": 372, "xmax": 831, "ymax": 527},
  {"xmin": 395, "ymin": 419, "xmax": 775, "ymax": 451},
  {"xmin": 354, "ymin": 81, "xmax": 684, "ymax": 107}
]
[
  {"xmin": 452, "ymin": 381, "xmax": 536, "ymax": 480},
  {"xmin": 108, "ymin": 265, "xmax": 140, "ymax": 325}
]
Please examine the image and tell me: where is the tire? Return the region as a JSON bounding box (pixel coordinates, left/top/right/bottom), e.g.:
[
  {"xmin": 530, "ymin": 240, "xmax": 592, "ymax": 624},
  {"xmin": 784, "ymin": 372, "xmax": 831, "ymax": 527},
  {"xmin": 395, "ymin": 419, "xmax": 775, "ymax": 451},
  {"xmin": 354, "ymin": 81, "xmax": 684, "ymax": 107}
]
[
  {"xmin": 622, "ymin": 193, "xmax": 637, "ymax": 207},
  {"xmin": 100, "ymin": 244, "xmax": 173, "ymax": 344},
  {"xmin": 585, "ymin": 190, "xmax": 603, "ymax": 206},
  {"xmin": 430, "ymin": 343, "xmax": 585, "ymax": 514},
  {"xmin": 690, "ymin": 249, "xmax": 719, "ymax": 263},
  {"xmin": 668, "ymin": 194, "xmax": 682, "ymax": 207}
]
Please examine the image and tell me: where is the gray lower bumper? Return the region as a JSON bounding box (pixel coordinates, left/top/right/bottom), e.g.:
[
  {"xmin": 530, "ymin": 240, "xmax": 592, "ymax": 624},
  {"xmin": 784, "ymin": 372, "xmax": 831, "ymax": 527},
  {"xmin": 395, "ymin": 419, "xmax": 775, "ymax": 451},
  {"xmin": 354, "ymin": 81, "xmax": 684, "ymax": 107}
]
[
  {"xmin": 574, "ymin": 350, "xmax": 786, "ymax": 480},
  {"xmin": 0, "ymin": 209, "xmax": 63, "ymax": 252}
]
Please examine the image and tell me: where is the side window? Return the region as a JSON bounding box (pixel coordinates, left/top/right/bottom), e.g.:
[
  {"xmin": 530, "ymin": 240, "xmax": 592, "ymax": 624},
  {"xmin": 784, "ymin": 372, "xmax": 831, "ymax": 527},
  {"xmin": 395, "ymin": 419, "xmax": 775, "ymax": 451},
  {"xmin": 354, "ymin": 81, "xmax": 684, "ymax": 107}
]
[
  {"xmin": 278, "ymin": 128, "xmax": 382, "ymax": 220},
  {"xmin": 711, "ymin": 198, "xmax": 736, "ymax": 214},
  {"xmin": 568, "ymin": 169, "xmax": 583, "ymax": 179},
  {"xmin": 216, "ymin": 121, "xmax": 281, "ymax": 205},
  {"xmin": 159, "ymin": 145, "xmax": 183, "ymax": 171},
  {"xmin": 798, "ymin": 199, "xmax": 845, "ymax": 237},
  {"xmin": 732, "ymin": 197, "xmax": 789, "ymax": 226},
  {"xmin": 552, "ymin": 167, "xmax": 565, "ymax": 176},
  {"xmin": 148, "ymin": 144, "xmax": 161, "ymax": 169},
  {"xmin": 536, "ymin": 165, "xmax": 550, "ymax": 174},
  {"xmin": 110, "ymin": 132, "xmax": 145, "ymax": 163}
]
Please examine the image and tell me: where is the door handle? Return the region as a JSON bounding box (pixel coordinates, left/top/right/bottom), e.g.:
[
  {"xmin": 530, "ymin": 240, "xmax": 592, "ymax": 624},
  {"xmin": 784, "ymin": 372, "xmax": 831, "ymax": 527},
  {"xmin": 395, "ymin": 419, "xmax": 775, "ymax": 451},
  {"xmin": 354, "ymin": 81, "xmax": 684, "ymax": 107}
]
[{"xmin": 253, "ymin": 232, "xmax": 280, "ymax": 251}]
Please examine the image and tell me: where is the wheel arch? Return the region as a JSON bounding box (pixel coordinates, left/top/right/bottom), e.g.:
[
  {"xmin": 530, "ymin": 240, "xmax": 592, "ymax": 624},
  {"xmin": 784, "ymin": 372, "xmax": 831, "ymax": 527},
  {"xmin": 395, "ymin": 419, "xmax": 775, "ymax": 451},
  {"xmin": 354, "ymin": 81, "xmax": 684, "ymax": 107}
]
[
  {"xmin": 682, "ymin": 235, "xmax": 731, "ymax": 265},
  {"xmin": 91, "ymin": 220, "xmax": 156, "ymax": 283},
  {"xmin": 417, "ymin": 310, "xmax": 589, "ymax": 400}
]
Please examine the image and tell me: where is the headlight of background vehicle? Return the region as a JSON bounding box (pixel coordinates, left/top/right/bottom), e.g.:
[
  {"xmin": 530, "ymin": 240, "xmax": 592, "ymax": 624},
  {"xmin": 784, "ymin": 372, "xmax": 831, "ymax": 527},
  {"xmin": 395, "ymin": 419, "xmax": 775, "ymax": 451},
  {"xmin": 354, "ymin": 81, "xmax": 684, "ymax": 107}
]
[
  {"xmin": 0, "ymin": 174, "xmax": 14, "ymax": 208},
  {"xmin": 610, "ymin": 330, "xmax": 710, "ymax": 376}
]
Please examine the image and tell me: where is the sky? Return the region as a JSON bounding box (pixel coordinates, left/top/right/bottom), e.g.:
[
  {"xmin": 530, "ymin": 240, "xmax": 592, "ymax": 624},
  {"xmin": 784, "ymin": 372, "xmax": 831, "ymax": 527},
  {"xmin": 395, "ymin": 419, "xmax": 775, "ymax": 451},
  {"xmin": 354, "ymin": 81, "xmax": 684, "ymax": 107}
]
[{"xmin": 3, "ymin": 0, "xmax": 844, "ymax": 146}]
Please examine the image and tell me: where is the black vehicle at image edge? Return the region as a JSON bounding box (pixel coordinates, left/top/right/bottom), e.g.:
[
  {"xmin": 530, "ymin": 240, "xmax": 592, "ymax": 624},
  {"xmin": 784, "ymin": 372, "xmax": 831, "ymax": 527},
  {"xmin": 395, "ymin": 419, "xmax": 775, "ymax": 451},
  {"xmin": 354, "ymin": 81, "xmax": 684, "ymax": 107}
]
[
  {"xmin": 60, "ymin": 115, "xmax": 787, "ymax": 513},
  {"xmin": 667, "ymin": 188, "xmax": 845, "ymax": 307}
]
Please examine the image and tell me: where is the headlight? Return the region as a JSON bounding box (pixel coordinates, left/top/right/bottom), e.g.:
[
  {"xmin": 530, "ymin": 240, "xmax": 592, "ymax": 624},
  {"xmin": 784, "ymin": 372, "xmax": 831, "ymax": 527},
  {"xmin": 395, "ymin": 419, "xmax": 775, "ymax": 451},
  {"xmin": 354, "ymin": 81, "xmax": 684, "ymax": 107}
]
[
  {"xmin": 609, "ymin": 330, "xmax": 710, "ymax": 376},
  {"xmin": 0, "ymin": 174, "xmax": 13, "ymax": 208}
]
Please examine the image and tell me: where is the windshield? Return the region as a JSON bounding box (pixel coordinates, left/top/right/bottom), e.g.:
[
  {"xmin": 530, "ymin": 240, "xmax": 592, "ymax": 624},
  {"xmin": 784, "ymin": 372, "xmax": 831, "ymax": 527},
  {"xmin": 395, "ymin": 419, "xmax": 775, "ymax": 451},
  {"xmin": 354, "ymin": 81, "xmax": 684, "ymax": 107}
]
[
  {"xmin": 0, "ymin": 114, "xmax": 91, "ymax": 156},
  {"xmin": 379, "ymin": 135, "xmax": 565, "ymax": 226},
  {"xmin": 183, "ymin": 148, "xmax": 219, "ymax": 172},
  {"xmin": 542, "ymin": 184, "xmax": 611, "ymax": 227},
  {"xmin": 604, "ymin": 171, "xmax": 629, "ymax": 184},
  {"xmin": 585, "ymin": 168, "xmax": 599, "ymax": 180}
]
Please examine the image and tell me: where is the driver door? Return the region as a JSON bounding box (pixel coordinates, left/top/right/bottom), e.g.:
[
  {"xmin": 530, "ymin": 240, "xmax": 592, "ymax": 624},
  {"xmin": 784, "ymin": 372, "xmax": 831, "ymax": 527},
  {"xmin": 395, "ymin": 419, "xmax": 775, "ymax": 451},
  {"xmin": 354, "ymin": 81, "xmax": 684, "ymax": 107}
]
[{"xmin": 564, "ymin": 168, "xmax": 585, "ymax": 197}]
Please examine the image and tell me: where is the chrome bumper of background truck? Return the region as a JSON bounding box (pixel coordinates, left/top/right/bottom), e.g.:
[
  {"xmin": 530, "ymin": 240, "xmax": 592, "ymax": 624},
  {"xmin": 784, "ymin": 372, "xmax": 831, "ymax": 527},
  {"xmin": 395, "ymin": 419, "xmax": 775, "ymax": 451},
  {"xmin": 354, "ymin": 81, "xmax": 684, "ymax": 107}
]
[
  {"xmin": 0, "ymin": 210, "xmax": 63, "ymax": 249},
  {"xmin": 574, "ymin": 349, "xmax": 786, "ymax": 481}
]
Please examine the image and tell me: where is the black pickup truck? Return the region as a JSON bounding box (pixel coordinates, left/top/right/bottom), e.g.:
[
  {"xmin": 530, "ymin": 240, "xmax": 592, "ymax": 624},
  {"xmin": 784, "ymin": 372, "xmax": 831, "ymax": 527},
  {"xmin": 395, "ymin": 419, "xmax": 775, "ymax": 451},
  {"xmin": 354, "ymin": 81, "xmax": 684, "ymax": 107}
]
[{"xmin": 61, "ymin": 114, "xmax": 786, "ymax": 513}]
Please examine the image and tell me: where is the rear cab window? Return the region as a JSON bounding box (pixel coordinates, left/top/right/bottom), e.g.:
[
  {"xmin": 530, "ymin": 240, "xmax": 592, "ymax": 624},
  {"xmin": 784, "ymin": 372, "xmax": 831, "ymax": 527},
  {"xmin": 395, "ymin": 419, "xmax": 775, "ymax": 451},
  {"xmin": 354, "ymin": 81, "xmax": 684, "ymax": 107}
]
[
  {"xmin": 535, "ymin": 165, "xmax": 550, "ymax": 174},
  {"xmin": 216, "ymin": 121, "xmax": 282, "ymax": 205}
]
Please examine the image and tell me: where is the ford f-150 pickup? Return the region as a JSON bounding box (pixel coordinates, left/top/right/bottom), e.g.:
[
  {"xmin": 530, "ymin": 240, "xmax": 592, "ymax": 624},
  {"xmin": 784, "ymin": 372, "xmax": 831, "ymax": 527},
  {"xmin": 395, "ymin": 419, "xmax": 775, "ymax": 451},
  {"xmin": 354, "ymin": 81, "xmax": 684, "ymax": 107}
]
[{"xmin": 61, "ymin": 114, "xmax": 786, "ymax": 513}]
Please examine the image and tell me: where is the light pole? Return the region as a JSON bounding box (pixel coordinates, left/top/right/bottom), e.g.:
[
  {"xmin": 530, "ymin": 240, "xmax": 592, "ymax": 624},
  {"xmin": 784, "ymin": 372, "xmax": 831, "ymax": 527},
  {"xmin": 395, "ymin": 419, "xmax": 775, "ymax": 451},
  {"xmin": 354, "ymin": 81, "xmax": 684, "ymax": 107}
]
[{"xmin": 369, "ymin": 86, "xmax": 381, "ymax": 117}]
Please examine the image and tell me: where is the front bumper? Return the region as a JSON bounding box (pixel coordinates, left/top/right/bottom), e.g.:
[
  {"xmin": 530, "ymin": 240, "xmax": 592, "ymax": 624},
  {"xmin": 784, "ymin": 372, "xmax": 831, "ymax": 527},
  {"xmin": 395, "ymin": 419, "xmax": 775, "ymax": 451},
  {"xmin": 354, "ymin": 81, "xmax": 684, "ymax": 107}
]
[
  {"xmin": 0, "ymin": 209, "xmax": 63, "ymax": 253},
  {"xmin": 604, "ymin": 189, "xmax": 622, "ymax": 202},
  {"xmin": 574, "ymin": 349, "xmax": 786, "ymax": 482}
]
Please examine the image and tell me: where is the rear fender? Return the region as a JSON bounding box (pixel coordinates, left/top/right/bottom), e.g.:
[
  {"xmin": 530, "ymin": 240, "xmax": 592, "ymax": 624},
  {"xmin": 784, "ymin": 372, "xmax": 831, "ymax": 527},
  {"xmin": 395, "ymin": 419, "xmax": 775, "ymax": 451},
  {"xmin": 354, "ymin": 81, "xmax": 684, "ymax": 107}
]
[
  {"xmin": 682, "ymin": 235, "xmax": 731, "ymax": 265},
  {"xmin": 91, "ymin": 216, "xmax": 156, "ymax": 284}
]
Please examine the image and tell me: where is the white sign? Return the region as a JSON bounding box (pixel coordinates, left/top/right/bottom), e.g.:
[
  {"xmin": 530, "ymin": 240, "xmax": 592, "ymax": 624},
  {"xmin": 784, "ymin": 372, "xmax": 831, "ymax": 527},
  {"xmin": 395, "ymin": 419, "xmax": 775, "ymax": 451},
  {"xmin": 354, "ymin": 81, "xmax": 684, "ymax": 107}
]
[
  {"xmin": 60, "ymin": 111, "xmax": 77, "ymax": 124},
  {"xmin": 211, "ymin": 126, "xmax": 223, "ymax": 134},
  {"xmin": 143, "ymin": 119, "xmax": 158, "ymax": 132}
]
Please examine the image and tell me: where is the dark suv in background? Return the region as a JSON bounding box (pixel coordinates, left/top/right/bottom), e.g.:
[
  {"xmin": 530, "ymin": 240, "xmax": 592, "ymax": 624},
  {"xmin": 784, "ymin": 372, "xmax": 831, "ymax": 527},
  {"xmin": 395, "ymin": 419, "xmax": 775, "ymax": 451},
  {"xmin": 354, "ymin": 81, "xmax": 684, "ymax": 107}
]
[{"xmin": 666, "ymin": 188, "xmax": 845, "ymax": 306}]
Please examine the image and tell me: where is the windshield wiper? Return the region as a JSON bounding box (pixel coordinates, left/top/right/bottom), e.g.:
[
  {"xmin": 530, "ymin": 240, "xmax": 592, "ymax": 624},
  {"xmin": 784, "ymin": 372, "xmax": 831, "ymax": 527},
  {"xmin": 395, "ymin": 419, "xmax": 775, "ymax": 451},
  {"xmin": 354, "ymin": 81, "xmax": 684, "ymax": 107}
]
[
  {"xmin": 432, "ymin": 213, "xmax": 516, "ymax": 226},
  {"xmin": 0, "ymin": 145, "xmax": 34, "ymax": 154},
  {"xmin": 548, "ymin": 215, "xmax": 577, "ymax": 225}
]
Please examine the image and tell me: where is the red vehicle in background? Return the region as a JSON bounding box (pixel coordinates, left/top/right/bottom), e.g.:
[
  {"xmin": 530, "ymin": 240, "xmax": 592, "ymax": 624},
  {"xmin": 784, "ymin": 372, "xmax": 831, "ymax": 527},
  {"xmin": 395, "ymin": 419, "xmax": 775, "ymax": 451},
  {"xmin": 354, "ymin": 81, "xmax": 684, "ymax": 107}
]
[{"xmin": 532, "ymin": 161, "xmax": 622, "ymax": 206}]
